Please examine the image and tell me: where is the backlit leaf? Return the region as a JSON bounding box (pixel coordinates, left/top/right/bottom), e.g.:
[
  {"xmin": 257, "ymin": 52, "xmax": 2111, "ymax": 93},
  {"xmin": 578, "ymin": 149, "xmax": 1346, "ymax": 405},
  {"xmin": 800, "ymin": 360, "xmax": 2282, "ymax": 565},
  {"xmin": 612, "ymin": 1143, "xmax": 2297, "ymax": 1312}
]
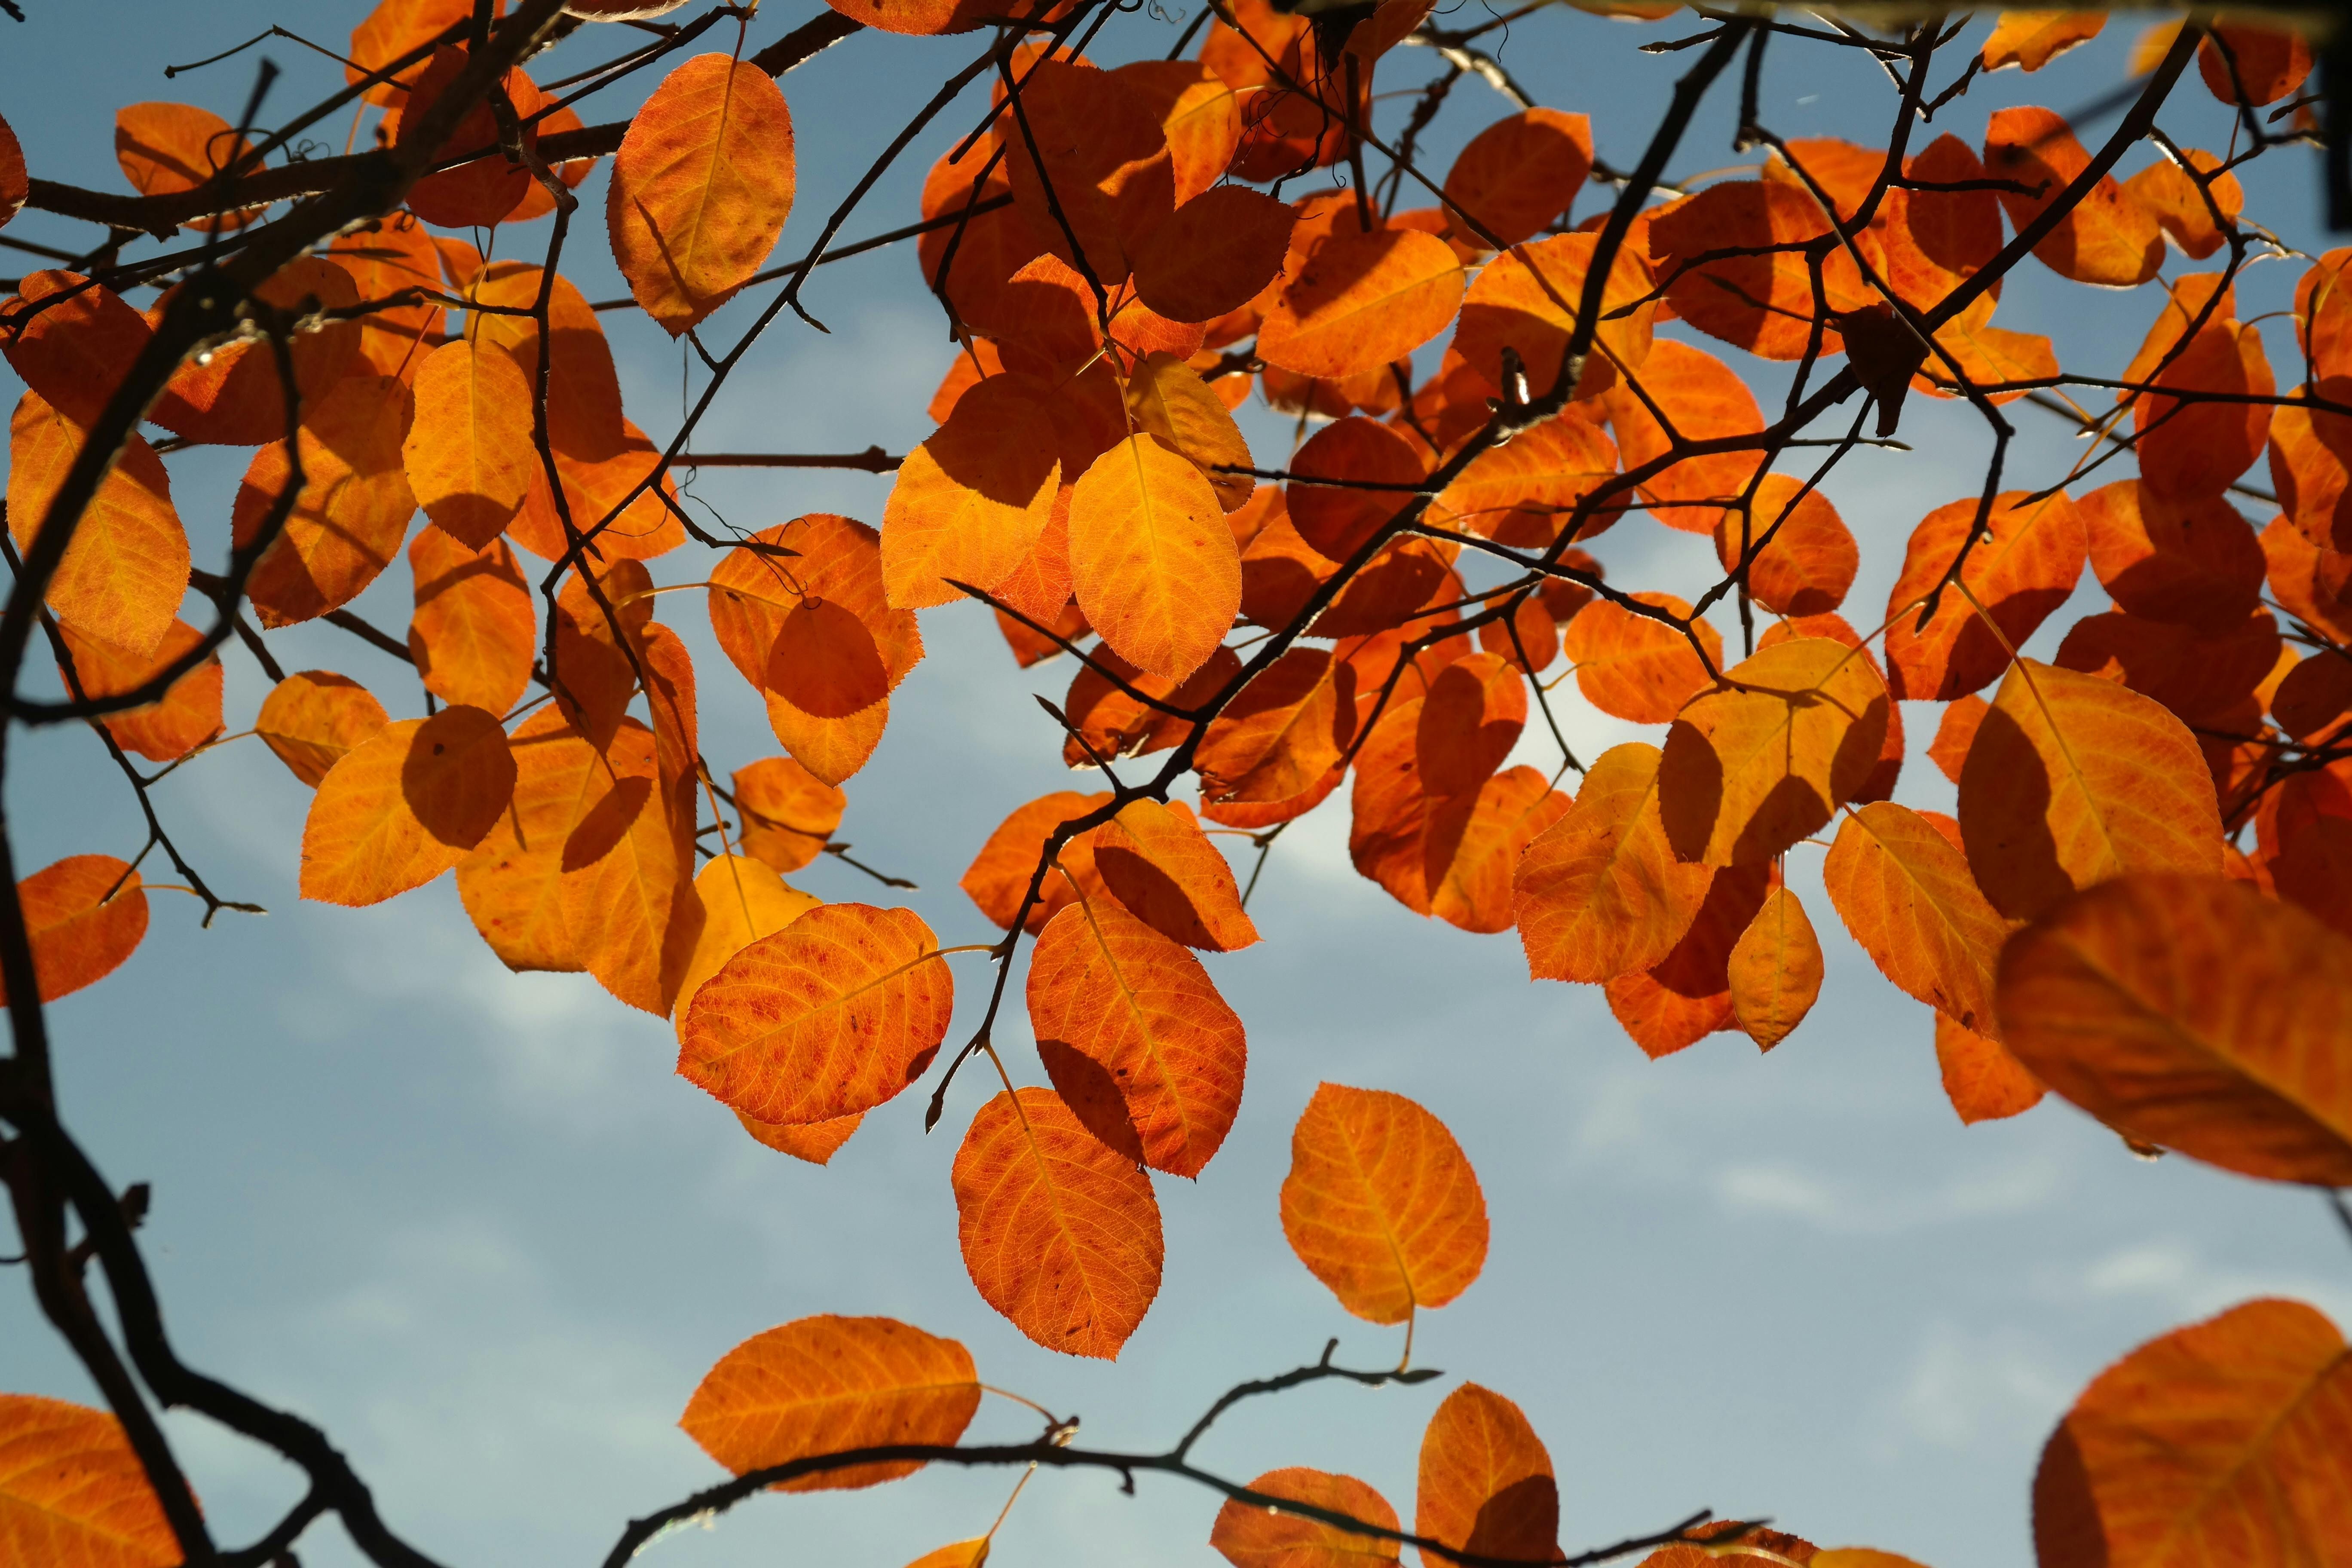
[
  {"xmin": 409, "ymin": 528, "xmax": 534, "ymax": 717},
  {"xmin": 1287, "ymin": 417, "xmax": 1425, "ymax": 564},
  {"xmin": 1454, "ymin": 232, "xmax": 1653, "ymax": 401},
  {"xmin": 962, "ymin": 791, "xmax": 1112, "ymax": 933},
  {"xmin": 1650, "ymin": 179, "xmax": 1880, "ymax": 360},
  {"xmin": 1933, "ymin": 1012, "xmax": 2044, "ymax": 1124},
  {"xmin": 1562, "ymin": 592, "xmax": 1721, "ymax": 724},
  {"xmin": 1516, "ymin": 742, "xmax": 1714, "ymax": 984},
  {"xmin": 883, "ymin": 377, "xmax": 1062, "ymax": 609},
  {"xmin": 1428, "ymin": 767, "xmax": 1571, "ymax": 935},
  {"xmin": 676, "ymin": 854, "xmax": 820, "ymax": 1035},
  {"xmin": 952, "ymin": 1086, "xmax": 1163, "ymax": 1358},
  {"xmin": 0, "ymin": 1393, "xmax": 178, "ymax": 1568},
  {"xmin": 1602, "ymin": 340, "xmax": 1765, "ymax": 532},
  {"xmin": 1196, "ymin": 648, "xmax": 1354, "ymax": 804},
  {"xmin": 1281, "ymin": 1082, "xmax": 1487, "ymax": 1325},
  {"xmin": 1212, "ymin": 1468, "xmax": 1399, "ymax": 1568},
  {"xmin": 454, "ymin": 709, "xmax": 602, "ymax": 974},
  {"xmin": 1028, "ymin": 893, "xmax": 1246, "ymax": 1178},
  {"xmin": 113, "ymin": 101, "xmax": 258, "ymax": 231},
  {"xmin": 1132, "ymin": 186, "xmax": 1295, "ymax": 325},
  {"xmin": 765, "ymin": 597, "xmax": 890, "ymax": 787},
  {"xmin": 301, "ymin": 706, "xmax": 516, "ymax": 907},
  {"xmin": 732, "ymin": 756, "xmax": 846, "ymax": 876},
  {"xmin": 608, "ymin": 54, "xmax": 795, "ymax": 333},
  {"xmin": 1092, "ymin": 799, "xmax": 1259, "ymax": 952},
  {"xmin": 0, "ymin": 856, "xmax": 147, "ymax": 1006},
  {"xmin": 1984, "ymin": 107, "xmax": 2162, "ymax": 287},
  {"xmin": 1728, "ymin": 883, "xmax": 1822, "ymax": 1050},
  {"xmin": 2034, "ymin": 1297, "xmax": 2352, "ymax": 1565},
  {"xmin": 1884, "ymin": 490, "xmax": 2086, "ymax": 701},
  {"xmin": 560, "ymin": 720, "xmax": 703, "ymax": 1016},
  {"xmin": 7, "ymin": 391, "xmax": 188, "ymax": 658},
  {"xmin": 1443, "ymin": 109, "xmax": 1593, "ymax": 248},
  {"xmin": 1997, "ymin": 874, "xmax": 2352, "ymax": 1183},
  {"xmin": 2134, "ymin": 319, "xmax": 2273, "ymax": 502},
  {"xmin": 1069, "ymin": 434, "xmax": 1240, "ymax": 682},
  {"xmin": 1000, "ymin": 60, "xmax": 1173, "ymax": 285},
  {"xmin": 0, "ymin": 272, "xmax": 151, "ymax": 430},
  {"xmin": 257, "ymin": 671, "xmax": 390, "ymax": 787},
  {"xmin": 1982, "ymin": 12, "xmax": 2105, "ymax": 71},
  {"xmin": 1124, "ymin": 351, "xmax": 1255, "ymax": 511},
  {"xmin": 2196, "ymin": 22, "xmax": 2313, "ymax": 107},
  {"xmin": 234, "ymin": 374, "xmax": 419, "ymax": 627},
  {"xmin": 1256, "ymin": 229, "xmax": 1465, "ymax": 382},
  {"xmin": 1712, "ymin": 474, "xmax": 1858, "ymax": 616},
  {"xmin": 404, "ymin": 339, "xmax": 534, "ymax": 550},
  {"xmin": 56, "ymin": 620, "xmax": 221, "ymax": 765},
  {"xmin": 1823, "ymin": 801, "xmax": 2009, "ymax": 1037},
  {"xmin": 1414, "ymin": 1383, "xmax": 1556, "ymax": 1568},
  {"xmin": 680, "ymin": 1315, "xmax": 979, "ymax": 1491},
  {"xmin": 2079, "ymin": 481, "xmax": 2263, "ymax": 633}
]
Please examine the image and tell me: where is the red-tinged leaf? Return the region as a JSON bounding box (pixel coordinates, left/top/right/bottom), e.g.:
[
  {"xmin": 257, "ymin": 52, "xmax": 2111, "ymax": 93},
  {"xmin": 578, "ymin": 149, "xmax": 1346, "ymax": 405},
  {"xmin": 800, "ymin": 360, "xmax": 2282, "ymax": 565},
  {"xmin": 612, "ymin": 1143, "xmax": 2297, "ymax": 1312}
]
[
  {"xmin": 675, "ymin": 854, "xmax": 820, "ymax": 1032},
  {"xmin": 1132, "ymin": 186, "xmax": 1295, "ymax": 325},
  {"xmin": 2197, "ymin": 22, "xmax": 2313, "ymax": 107},
  {"xmin": 506, "ymin": 418, "xmax": 688, "ymax": 564},
  {"xmin": 1650, "ymin": 179, "xmax": 1882, "ymax": 360},
  {"xmin": 2296, "ymin": 250, "xmax": 2352, "ymax": 380},
  {"xmin": 0, "ymin": 271, "xmax": 152, "ymax": 429},
  {"xmin": 1928, "ymin": 694, "xmax": 1989, "ymax": 784},
  {"xmin": 7, "ymin": 391, "xmax": 189, "ymax": 657},
  {"xmin": 561, "ymin": 720, "xmax": 704, "ymax": 1016},
  {"xmin": 1934, "ymin": 1012, "xmax": 2045, "ymax": 1124},
  {"xmin": 1414, "ymin": 1383, "xmax": 1557, "ymax": 1568},
  {"xmin": 710, "ymin": 514, "xmax": 921, "ymax": 694},
  {"xmin": 1349, "ymin": 696, "xmax": 1439, "ymax": 916},
  {"xmin": 1661, "ymin": 637, "xmax": 1890, "ymax": 866},
  {"xmin": 1603, "ymin": 868, "xmax": 1768, "ymax": 1058},
  {"xmin": 2272, "ymin": 652, "xmax": 2352, "ymax": 747},
  {"xmin": 1110, "ymin": 60, "xmax": 1243, "ymax": 206},
  {"xmin": 1286, "ymin": 417, "xmax": 1425, "ymax": 563},
  {"xmin": 1729, "ymin": 882, "xmax": 1823, "ymax": 1050},
  {"xmin": 2266, "ymin": 380, "xmax": 2352, "ymax": 553},
  {"xmin": 2035, "ymin": 1297, "xmax": 2352, "ymax": 1567},
  {"xmin": 1211, "ymin": 1467, "xmax": 1400, "ymax": 1568},
  {"xmin": 1883, "ymin": 490, "xmax": 2086, "ymax": 701},
  {"xmin": 1823, "ymin": 801, "xmax": 2010, "ymax": 1037},
  {"xmin": 2054, "ymin": 605, "xmax": 2281, "ymax": 729},
  {"xmin": 1601, "ymin": 340, "xmax": 1766, "ymax": 532},
  {"xmin": 455, "ymin": 709, "xmax": 602, "ymax": 974},
  {"xmin": 1453, "ymin": 232, "xmax": 1653, "ymax": 401},
  {"xmin": 1981, "ymin": 11, "xmax": 2106, "ymax": 70},
  {"xmin": 1197, "ymin": 648, "xmax": 1354, "ymax": 804},
  {"xmin": 1057, "ymin": 645, "xmax": 1237, "ymax": 768},
  {"xmin": 608, "ymin": 54, "xmax": 796, "ymax": 333},
  {"xmin": 55, "ymin": 620, "xmax": 221, "ymax": 765},
  {"xmin": 1124, "ymin": 351, "xmax": 1255, "ymax": 511},
  {"xmin": 679, "ymin": 903, "xmax": 951, "ymax": 1124},
  {"xmin": 1092, "ymin": 798, "xmax": 1258, "ymax": 952},
  {"xmin": 1760, "ymin": 137, "xmax": 1887, "ymax": 225},
  {"xmin": 0, "ymin": 1392, "xmax": 180, "ymax": 1568},
  {"xmin": 1562, "ymin": 592, "xmax": 1721, "ymax": 724},
  {"xmin": 409, "ymin": 529, "xmax": 534, "ymax": 717},
  {"xmin": 1909, "ymin": 294, "xmax": 2057, "ymax": 409},
  {"xmin": 883, "ymin": 376, "xmax": 1062, "ymax": 609},
  {"xmin": 739, "ymin": 1108, "xmax": 863, "ymax": 1166},
  {"xmin": 1256, "ymin": 228, "xmax": 1465, "ymax": 382},
  {"xmin": 0, "ymin": 111, "xmax": 25, "ymax": 230},
  {"xmin": 1028, "ymin": 894, "xmax": 1246, "ymax": 1178},
  {"xmin": 953, "ymin": 1086, "xmax": 1164, "ymax": 1358},
  {"xmin": 1515, "ymin": 742, "xmax": 1714, "ymax": 983},
  {"xmin": 1426, "ymin": 766, "xmax": 1571, "ymax": 935},
  {"xmin": 300, "ymin": 706, "xmax": 516, "ymax": 907},
  {"xmin": 1436, "ymin": 410, "xmax": 1623, "ymax": 549},
  {"xmin": 732, "ymin": 757, "xmax": 845, "ymax": 876},
  {"xmin": 1984, "ymin": 106, "xmax": 2163, "ymax": 287},
  {"xmin": 2260, "ymin": 512, "xmax": 2352, "ymax": 644},
  {"xmin": 346, "ymin": 0, "xmax": 478, "ymax": 107},
  {"xmin": 393, "ymin": 46, "xmax": 539, "ymax": 228},
  {"xmin": 763, "ymin": 597, "xmax": 890, "ymax": 787},
  {"xmin": 1414, "ymin": 652, "xmax": 1525, "ymax": 799},
  {"xmin": 962, "ymin": 791, "xmax": 1113, "ymax": 933},
  {"xmin": 114, "ymin": 101, "xmax": 260, "ymax": 231},
  {"xmin": 1997, "ymin": 874, "xmax": 2352, "ymax": 1182},
  {"xmin": 2079, "ymin": 480, "xmax": 2264, "ymax": 633},
  {"xmin": 234, "ymin": 375, "xmax": 418, "ymax": 628},
  {"xmin": 1001, "ymin": 60, "xmax": 1173, "ymax": 285},
  {"xmin": 1957, "ymin": 658, "xmax": 2222, "ymax": 922},
  {"xmin": 2123, "ymin": 148, "xmax": 2244, "ymax": 261},
  {"xmin": 1443, "ymin": 108, "xmax": 1593, "ymax": 248},
  {"xmin": 256, "ymin": 671, "xmax": 390, "ymax": 788},
  {"xmin": 1712, "ymin": 475, "xmax": 1856, "ymax": 616},
  {"xmin": 0, "ymin": 856, "xmax": 147, "ymax": 1006},
  {"xmin": 458, "ymin": 261, "xmax": 627, "ymax": 460},
  {"xmin": 403, "ymin": 339, "xmax": 533, "ymax": 549},
  {"xmin": 679, "ymin": 1315, "xmax": 979, "ymax": 1491},
  {"xmin": 1070, "ymin": 434, "xmax": 1241, "ymax": 682},
  {"xmin": 1479, "ymin": 595, "xmax": 1560, "ymax": 674},
  {"xmin": 1281, "ymin": 1083, "xmax": 1487, "ymax": 1325},
  {"xmin": 2135, "ymin": 320, "xmax": 2273, "ymax": 501}
]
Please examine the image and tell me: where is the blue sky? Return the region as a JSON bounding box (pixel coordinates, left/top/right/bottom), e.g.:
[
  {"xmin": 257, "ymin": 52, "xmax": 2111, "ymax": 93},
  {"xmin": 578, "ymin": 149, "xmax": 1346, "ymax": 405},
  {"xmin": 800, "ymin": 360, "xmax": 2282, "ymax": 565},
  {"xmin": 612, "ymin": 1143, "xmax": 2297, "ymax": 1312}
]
[{"xmin": 4, "ymin": 5, "xmax": 2350, "ymax": 1568}]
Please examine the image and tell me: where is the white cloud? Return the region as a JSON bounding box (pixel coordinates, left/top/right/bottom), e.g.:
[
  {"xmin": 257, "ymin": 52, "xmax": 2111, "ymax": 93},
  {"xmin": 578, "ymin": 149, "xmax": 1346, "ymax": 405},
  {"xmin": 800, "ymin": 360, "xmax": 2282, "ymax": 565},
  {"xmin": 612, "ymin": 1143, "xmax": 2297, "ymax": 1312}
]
[
  {"xmin": 1715, "ymin": 1152, "xmax": 2062, "ymax": 1234},
  {"xmin": 1881, "ymin": 1319, "xmax": 2071, "ymax": 1455}
]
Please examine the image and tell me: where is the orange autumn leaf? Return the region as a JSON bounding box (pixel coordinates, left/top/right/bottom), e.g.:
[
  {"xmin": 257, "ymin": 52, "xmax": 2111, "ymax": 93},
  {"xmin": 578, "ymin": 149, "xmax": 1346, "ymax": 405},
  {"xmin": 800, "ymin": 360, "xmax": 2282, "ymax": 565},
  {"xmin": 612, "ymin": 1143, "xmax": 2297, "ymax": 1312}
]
[
  {"xmin": 147, "ymin": 257, "xmax": 362, "ymax": 445},
  {"xmin": 1437, "ymin": 410, "xmax": 1623, "ymax": 548},
  {"xmin": 113, "ymin": 101, "xmax": 258, "ymax": 231},
  {"xmin": 1196, "ymin": 647, "xmax": 1354, "ymax": 804},
  {"xmin": 1984, "ymin": 106, "xmax": 2163, "ymax": 288},
  {"xmin": 454, "ymin": 709, "xmax": 605, "ymax": 975},
  {"xmin": 2196, "ymin": 22, "xmax": 2313, "ymax": 108},
  {"xmin": 882, "ymin": 376, "xmax": 1062, "ymax": 609},
  {"xmin": 1124, "ymin": 350, "xmax": 1255, "ymax": 511},
  {"xmin": 1981, "ymin": 12, "xmax": 2106, "ymax": 72},
  {"xmin": 56, "ymin": 620, "xmax": 222, "ymax": 765},
  {"xmin": 953, "ymin": 1085, "xmax": 1164, "ymax": 1358},
  {"xmin": 1000, "ymin": 60, "xmax": 1173, "ymax": 286},
  {"xmin": 732, "ymin": 756, "xmax": 846, "ymax": 876},
  {"xmin": 962, "ymin": 790, "xmax": 1112, "ymax": 933},
  {"xmin": 679, "ymin": 1314, "xmax": 979, "ymax": 1491},
  {"xmin": 1928, "ymin": 693, "xmax": 1989, "ymax": 784},
  {"xmin": 1212, "ymin": 1467, "xmax": 1400, "ymax": 1568},
  {"xmin": 1562, "ymin": 592, "xmax": 1721, "ymax": 724},
  {"xmin": 6, "ymin": 391, "xmax": 188, "ymax": 658},
  {"xmin": 1027, "ymin": 894, "xmax": 1246, "ymax": 1178},
  {"xmin": 1883, "ymin": 490, "xmax": 2086, "ymax": 701},
  {"xmin": 1602, "ymin": 340, "xmax": 1765, "ymax": 532},
  {"xmin": 233, "ymin": 374, "xmax": 419, "ymax": 628},
  {"xmin": 2122, "ymin": 149, "xmax": 2244, "ymax": 261},
  {"xmin": 1443, "ymin": 108, "xmax": 1593, "ymax": 248},
  {"xmin": 1660, "ymin": 637, "xmax": 1890, "ymax": 866},
  {"xmin": 1997, "ymin": 874, "xmax": 2352, "ymax": 1183},
  {"xmin": 764, "ymin": 597, "xmax": 891, "ymax": 787},
  {"xmin": 2034, "ymin": 1297, "xmax": 2352, "ymax": 1565},
  {"xmin": 256, "ymin": 671, "xmax": 390, "ymax": 787},
  {"xmin": 1111, "ymin": 59, "xmax": 1243, "ymax": 207},
  {"xmin": 1712, "ymin": 475, "xmax": 1857, "ymax": 616},
  {"xmin": 1131, "ymin": 185, "xmax": 1296, "ymax": 325},
  {"xmin": 0, "ymin": 271, "xmax": 152, "ymax": 431},
  {"xmin": 900, "ymin": 1540, "xmax": 991, "ymax": 1568},
  {"xmin": 1727, "ymin": 882, "xmax": 1823, "ymax": 1050},
  {"xmin": 1605, "ymin": 864, "xmax": 1773, "ymax": 1058},
  {"xmin": 300, "ymin": 706, "xmax": 517, "ymax": 907},
  {"xmin": 0, "ymin": 1392, "xmax": 180, "ymax": 1568},
  {"xmin": 1287, "ymin": 417, "xmax": 1425, "ymax": 563},
  {"xmin": 1280, "ymin": 1082, "xmax": 1487, "ymax": 1325},
  {"xmin": 408, "ymin": 529, "xmax": 535, "ymax": 717},
  {"xmin": 1256, "ymin": 228, "xmax": 1465, "ymax": 382},
  {"xmin": 1069, "ymin": 434, "xmax": 1241, "ymax": 682},
  {"xmin": 1428, "ymin": 767, "xmax": 1572, "ymax": 935},
  {"xmin": 1956, "ymin": 659, "xmax": 2222, "ymax": 922},
  {"xmin": 740, "ymin": 1108, "xmax": 864, "ymax": 1165},
  {"xmin": 404, "ymin": 338, "xmax": 535, "ymax": 550},
  {"xmin": 2134, "ymin": 319, "xmax": 2274, "ymax": 501},
  {"xmin": 1933, "ymin": 1012, "xmax": 2046, "ymax": 1124},
  {"xmin": 1415, "ymin": 652, "xmax": 1525, "ymax": 799},
  {"xmin": 1091, "ymin": 799, "xmax": 1259, "ymax": 952},
  {"xmin": 458, "ymin": 260, "xmax": 627, "ymax": 461},
  {"xmin": 1454, "ymin": 232, "xmax": 1654, "ymax": 401},
  {"xmin": 0, "ymin": 111, "xmax": 20, "ymax": 231},
  {"xmin": 679, "ymin": 903, "xmax": 951, "ymax": 1125},
  {"xmin": 608, "ymin": 54, "xmax": 796, "ymax": 334},
  {"xmin": 1515, "ymin": 742, "xmax": 1714, "ymax": 984},
  {"xmin": 2079, "ymin": 481, "xmax": 2264, "ymax": 634},
  {"xmin": 346, "ymin": 0, "xmax": 481, "ymax": 107},
  {"xmin": 1650, "ymin": 179, "xmax": 1880, "ymax": 361},
  {"xmin": 1823, "ymin": 801, "xmax": 2009, "ymax": 1038},
  {"xmin": 1414, "ymin": 1383, "xmax": 1557, "ymax": 1568},
  {"xmin": 393, "ymin": 46, "xmax": 541, "ymax": 229},
  {"xmin": 0, "ymin": 855, "xmax": 147, "ymax": 1006},
  {"xmin": 710, "ymin": 514, "xmax": 922, "ymax": 697},
  {"xmin": 674, "ymin": 854, "xmax": 820, "ymax": 1036}
]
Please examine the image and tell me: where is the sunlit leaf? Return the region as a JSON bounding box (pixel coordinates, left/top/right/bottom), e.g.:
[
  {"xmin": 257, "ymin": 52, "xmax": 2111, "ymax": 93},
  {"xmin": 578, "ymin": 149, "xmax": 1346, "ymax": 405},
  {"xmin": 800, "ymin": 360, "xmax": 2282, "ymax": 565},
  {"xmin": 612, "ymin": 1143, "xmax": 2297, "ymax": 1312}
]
[
  {"xmin": 1516, "ymin": 742, "xmax": 1714, "ymax": 984},
  {"xmin": 1281, "ymin": 1082, "xmax": 1487, "ymax": 1325},
  {"xmin": 0, "ymin": 1393, "xmax": 179, "ymax": 1568}
]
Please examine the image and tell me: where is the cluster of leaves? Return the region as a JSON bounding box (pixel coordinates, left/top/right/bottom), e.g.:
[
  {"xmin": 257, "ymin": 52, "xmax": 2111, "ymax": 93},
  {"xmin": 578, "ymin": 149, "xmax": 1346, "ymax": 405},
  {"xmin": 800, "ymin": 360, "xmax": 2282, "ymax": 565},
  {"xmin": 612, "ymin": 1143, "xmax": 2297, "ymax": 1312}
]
[{"xmin": 2, "ymin": 1, "xmax": 2352, "ymax": 1567}]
